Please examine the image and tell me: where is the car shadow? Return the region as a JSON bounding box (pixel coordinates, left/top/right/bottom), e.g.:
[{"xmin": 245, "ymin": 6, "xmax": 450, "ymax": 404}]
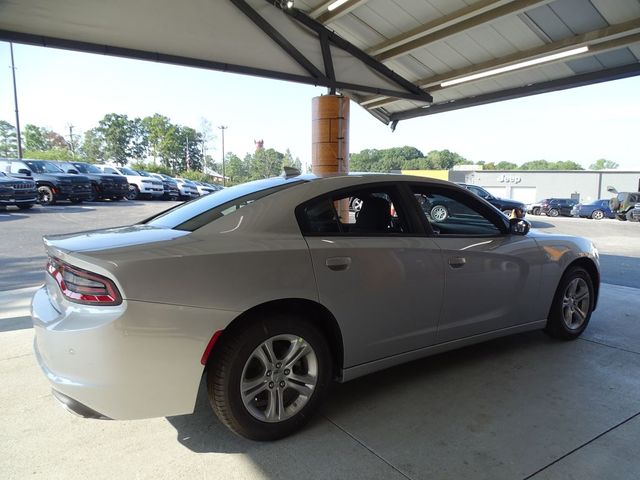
[
  {"xmin": 528, "ymin": 219, "xmax": 555, "ymax": 229},
  {"xmin": 165, "ymin": 330, "xmax": 549, "ymax": 453},
  {"xmin": 0, "ymin": 214, "xmax": 24, "ymax": 223}
]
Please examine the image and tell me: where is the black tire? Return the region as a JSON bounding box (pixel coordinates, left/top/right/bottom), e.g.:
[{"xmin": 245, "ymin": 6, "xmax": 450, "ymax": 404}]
[
  {"xmin": 626, "ymin": 210, "xmax": 636, "ymax": 222},
  {"xmin": 37, "ymin": 186, "xmax": 56, "ymax": 205},
  {"xmin": 17, "ymin": 204, "xmax": 35, "ymax": 210},
  {"xmin": 532, "ymin": 207, "xmax": 540, "ymax": 216},
  {"xmin": 88, "ymin": 185, "xmax": 99, "ymax": 202},
  {"xmin": 548, "ymin": 208, "xmax": 559, "ymax": 217},
  {"xmin": 545, "ymin": 267, "xmax": 594, "ymax": 340},
  {"xmin": 591, "ymin": 210, "xmax": 604, "ymax": 220},
  {"xmin": 126, "ymin": 185, "xmax": 139, "ymax": 200},
  {"xmin": 207, "ymin": 314, "xmax": 332, "ymax": 441}
]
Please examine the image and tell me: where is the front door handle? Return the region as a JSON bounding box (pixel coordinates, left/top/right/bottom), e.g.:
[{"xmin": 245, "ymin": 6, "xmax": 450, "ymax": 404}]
[
  {"xmin": 448, "ymin": 256, "xmax": 466, "ymax": 269},
  {"xmin": 326, "ymin": 257, "xmax": 351, "ymax": 271}
]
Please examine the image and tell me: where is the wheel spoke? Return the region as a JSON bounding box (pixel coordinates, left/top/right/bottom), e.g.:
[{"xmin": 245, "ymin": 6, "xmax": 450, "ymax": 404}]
[
  {"xmin": 288, "ymin": 373, "xmax": 315, "ymax": 397},
  {"xmin": 242, "ymin": 376, "xmax": 267, "ymax": 397},
  {"xmin": 283, "ymin": 341, "xmax": 310, "ymax": 368},
  {"xmin": 568, "ymin": 279, "xmax": 579, "ymax": 297},
  {"xmin": 253, "ymin": 347, "xmax": 271, "ymax": 369},
  {"xmin": 264, "ymin": 388, "xmax": 284, "ymax": 421},
  {"xmin": 575, "ymin": 307, "xmax": 587, "ymax": 322},
  {"xmin": 575, "ymin": 290, "xmax": 589, "ymax": 303},
  {"xmin": 261, "ymin": 340, "xmax": 277, "ymax": 364}
]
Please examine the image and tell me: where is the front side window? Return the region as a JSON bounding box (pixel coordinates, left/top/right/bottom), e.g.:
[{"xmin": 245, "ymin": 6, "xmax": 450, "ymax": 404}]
[
  {"xmin": 411, "ymin": 186, "xmax": 504, "ymax": 236},
  {"xmin": 467, "ymin": 185, "xmax": 490, "ymax": 199},
  {"xmin": 298, "ymin": 185, "xmax": 408, "ymax": 235},
  {"xmin": 25, "ymin": 161, "xmax": 64, "ymax": 173}
]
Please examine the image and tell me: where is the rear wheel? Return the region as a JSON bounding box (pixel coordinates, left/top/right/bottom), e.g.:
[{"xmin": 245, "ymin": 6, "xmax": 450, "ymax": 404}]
[
  {"xmin": 626, "ymin": 210, "xmax": 637, "ymax": 222},
  {"xmin": 545, "ymin": 267, "xmax": 594, "ymax": 340},
  {"xmin": 207, "ymin": 314, "xmax": 332, "ymax": 441},
  {"xmin": 532, "ymin": 207, "xmax": 540, "ymax": 215},
  {"xmin": 591, "ymin": 210, "xmax": 604, "ymax": 220}
]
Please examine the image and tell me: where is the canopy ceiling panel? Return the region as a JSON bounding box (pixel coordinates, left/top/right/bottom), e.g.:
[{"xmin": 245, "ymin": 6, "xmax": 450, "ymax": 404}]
[{"xmin": 1, "ymin": 0, "xmax": 639, "ymax": 127}]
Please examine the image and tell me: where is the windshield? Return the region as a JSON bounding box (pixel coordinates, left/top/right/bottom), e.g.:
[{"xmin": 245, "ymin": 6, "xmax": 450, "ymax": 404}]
[
  {"xmin": 118, "ymin": 167, "xmax": 138, "ymax": 176},
  {"xmin": 72, "ymin": 162, "xmax": 101, "ymax": 174},
  {"xmin": 25, "ymin": 161, "xmax": 64, "ymax": 174},
  {"xmin": 138, "ymin": 171, "xmax": 151, "ymax": 177},
  {"xmin": 146, "ymin": 177, "xmax": 306, "ymax": 231}
]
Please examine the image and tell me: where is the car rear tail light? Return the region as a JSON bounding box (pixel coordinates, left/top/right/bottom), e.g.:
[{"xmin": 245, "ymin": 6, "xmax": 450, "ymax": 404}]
[{"xmin": 47, "ymin": 257, "xmax": 122, "ymax": 306}]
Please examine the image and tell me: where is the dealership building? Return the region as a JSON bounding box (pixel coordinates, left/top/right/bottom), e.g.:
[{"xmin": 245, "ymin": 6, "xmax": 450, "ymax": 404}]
[{"xmin": 403, "ymin": 169, "xmax": 640, "ymax": 205}]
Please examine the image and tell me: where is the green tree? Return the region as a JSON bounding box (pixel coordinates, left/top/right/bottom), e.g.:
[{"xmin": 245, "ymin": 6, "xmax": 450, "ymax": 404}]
[
  {"xmin": 23, "ymin": 147, "xmax": 75, "ymax": 161},
  {"xmin": 589, "ymin": 158, "xmax": 619, "ymax": 170},
  {"xmin": 97, "ymin": 113, "xmax": 135, "ymax": 165},
  {"xmin": 282, "ymin": 149, "xmax": 302, "ymax": 171},
  {"xmin": 0, "ymin": 120, "xmax": 18, "ymax": 157},
  {"xmin": 141, "ymin": 114, "xmax": 172, "ymax": 164},
  {"xmin": 80, "ymin": 128, "xmax": 104, "ymax": 163},
  {"xmin": 224, "ymin": 152, "xmax": 249, "ymax": 185},
  {"xmin": 424, "ymin": 149, "xmax": 467, "ymax": 169},
  {"xmin": 24, "ymin": 124, "xmax": 50, "ymax": 151},
  {"xmin": 249, "ymin": 148, "xmax": 283, "ymax": 179},
  {"xmin": 495, "ymin": 161, "xmax": 518, "ymax": 170}
]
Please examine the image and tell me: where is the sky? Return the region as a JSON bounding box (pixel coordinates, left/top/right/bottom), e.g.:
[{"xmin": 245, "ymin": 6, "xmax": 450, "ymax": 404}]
[{"xmin": 0, "ymin": 41, "xmax": 639, "ymax": 170}]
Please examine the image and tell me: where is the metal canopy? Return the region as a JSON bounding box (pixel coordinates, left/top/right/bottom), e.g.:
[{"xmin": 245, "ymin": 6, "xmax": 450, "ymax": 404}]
[{"xmin": 1, "ymin": 0, "xmax": 639, "ymax": 127}]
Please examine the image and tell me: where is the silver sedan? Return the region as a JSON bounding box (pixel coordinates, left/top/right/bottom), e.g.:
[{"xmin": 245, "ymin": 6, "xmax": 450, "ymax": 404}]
[{"xmin": 31, "ymin": 173, "xmax": 599, "ymax": 440}]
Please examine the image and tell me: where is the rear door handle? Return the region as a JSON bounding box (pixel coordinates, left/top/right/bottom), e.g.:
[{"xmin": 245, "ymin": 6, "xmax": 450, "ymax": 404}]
[
  {"xmin": 326, "ymin": 257, "xmax": 351, "ymax": 271},
  {"xmin": 448, "ymin": 256, "xmax": 466, "ymax": 269}
]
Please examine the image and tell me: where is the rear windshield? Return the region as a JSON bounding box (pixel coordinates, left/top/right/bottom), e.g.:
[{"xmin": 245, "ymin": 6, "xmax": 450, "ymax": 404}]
[{"xmin": 146, "ymin": 177, "xmax": 306, "ymax": 231}]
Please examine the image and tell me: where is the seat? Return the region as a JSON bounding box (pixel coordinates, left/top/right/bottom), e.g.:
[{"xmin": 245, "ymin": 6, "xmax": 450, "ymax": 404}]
[{"xmin": 351, "ymin": 196, "xmax": 391, "ymax": 233}]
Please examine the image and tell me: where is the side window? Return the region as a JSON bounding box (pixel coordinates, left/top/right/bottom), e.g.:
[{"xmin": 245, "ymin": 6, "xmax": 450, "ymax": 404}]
[
  {"xmin": 298, "ymin": 186, "xmax": 409, "ymax": 236},
  {"xmin": 411, "ymin": 186, "xmax": 504, "ymax": 236},
  {"xmin": 468, "ymin": 185, "xmax": 488, "ymax": 199},
  {"xmin": 8, "ymin": 162, "xmax": 28, "ymax": 174}
]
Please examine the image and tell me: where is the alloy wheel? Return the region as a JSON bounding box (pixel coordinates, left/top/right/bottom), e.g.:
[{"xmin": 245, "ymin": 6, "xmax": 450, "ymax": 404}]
[
  {"xmin": 561, "ymin": 278, "xmax": 590, "ymax": 330},
  {"xmin": 592, "ymin": 210, "xmax": 604, "ymax": 220},
  {"xmin": 240, "ymin": 334, "xmax": 318, "ymax": 423},
  {"xmin": 430, "ymin": 205, "xmax": 448, "ymax": 222}
]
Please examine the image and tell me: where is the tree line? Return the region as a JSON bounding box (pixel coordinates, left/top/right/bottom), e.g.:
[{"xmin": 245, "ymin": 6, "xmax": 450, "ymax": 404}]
[
  {"xmin": 0, "ymin": 118, "xmax": 620, "ymax": 184},
  {"xmin": 350, "ymin": 146, "xmax": 619, "ymax": 171}
]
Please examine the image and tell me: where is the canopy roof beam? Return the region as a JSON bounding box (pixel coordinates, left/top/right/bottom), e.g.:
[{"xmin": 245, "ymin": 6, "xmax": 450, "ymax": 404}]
[{"xmin": 363, "ymin": 18, "xmax": 640, "ymax": 109}]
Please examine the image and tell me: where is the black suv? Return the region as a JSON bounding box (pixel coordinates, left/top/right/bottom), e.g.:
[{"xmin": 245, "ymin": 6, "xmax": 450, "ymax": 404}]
[
  {"xmin": 58, "ymin": 161, "xmax": 129, "ymax": 201},
  {"xmin": 0, "ymin": 171, "xmax": 38, "ymax": 210},
  {"xmin": 457, "ymin": 183, "xmax": 526, "ymax": 215},
  {"xmin": 0, "ymin": 159, "xmax": 92, "ymax": 205},
  {"xmin": 540, "ymin": 198, "xmax": 577, "ymax": 217}
]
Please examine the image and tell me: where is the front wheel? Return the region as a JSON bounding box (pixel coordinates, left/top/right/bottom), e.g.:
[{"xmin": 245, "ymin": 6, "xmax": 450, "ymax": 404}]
[
  {"xmin": 430, "ymin": 205, "xmax": 449, "ymax": 222},
  {"xmin": 207, "ymin": 314, "xmax": 332, "ymax": 441},
  {"xmin": 545, "ymin": 267, "xmax": 594, "ymax": 340},
  {"xmin": 37, "ymin": 186, "xmax": 56, "ymax": 205},
  {"xmin": 126, "ymin": 185, "xmax": 139, "ymax": 200},
  {"xmin": 548, "ymin": 208, "xmax": 559, "ymax": 217},
  {"xmin": 532, "ymin": 207, "xmax": 540, "ymax": 216},
  {"xmin": 591, "ymin": 210, "xmax": 604, "ymax": 220}
]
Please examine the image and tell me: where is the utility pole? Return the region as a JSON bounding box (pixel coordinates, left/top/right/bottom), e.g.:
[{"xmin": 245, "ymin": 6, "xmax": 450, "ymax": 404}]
[
  {"xmin": 186, "ymin": 136, "xmax": 190, "ymax": 170},
  {"xmin": 10, "ymin": 42, "xmax": 23, "ymax": 159},
  {"xmin": 218, "ymin": 125, "xmax": 228, "ymax": 186},
  {"xmin": 67, "ymin": 124, "xmax": 76, "ymax": 157}
]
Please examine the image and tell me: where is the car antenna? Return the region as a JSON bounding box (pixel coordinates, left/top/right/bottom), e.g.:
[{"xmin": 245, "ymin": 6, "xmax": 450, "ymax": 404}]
[{"xmin": 282, "ymin": 166, "xmax": 301, "ymax": 178}]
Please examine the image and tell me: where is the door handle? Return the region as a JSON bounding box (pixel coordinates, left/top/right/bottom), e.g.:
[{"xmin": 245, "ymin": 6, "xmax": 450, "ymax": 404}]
[
  {"xmin": 326, "ymin": 257, "xmax": 351, "ymax": 271},
  {"xmin": 448, "ymin": 256, "xmax": 466, "ymax": 269}
]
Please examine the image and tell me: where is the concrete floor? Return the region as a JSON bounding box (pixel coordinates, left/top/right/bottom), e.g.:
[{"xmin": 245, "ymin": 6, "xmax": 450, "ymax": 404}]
[
  {"xmin": 1, "ymin": 203, "xmax": 639, "ymax": 479},
  {"xmin": 1, "ymin": 283, "xmax": 639, "ymax": 479}
]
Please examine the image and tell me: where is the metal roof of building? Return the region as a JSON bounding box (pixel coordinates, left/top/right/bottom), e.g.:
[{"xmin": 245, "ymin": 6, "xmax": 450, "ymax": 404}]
[{"xmin": 1, "ymin": 0, "xmax": 639, "ymax": 127}]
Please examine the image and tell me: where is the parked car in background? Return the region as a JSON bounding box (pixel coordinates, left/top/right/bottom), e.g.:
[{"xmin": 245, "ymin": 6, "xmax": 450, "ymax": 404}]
[
  {"xmin": 0, "ymin": 171, "xmax": 38, "ymax": 210},
  {"xmin": 58, "ymin": 161, "xmax": 129, "ymax": 201},
  {"xmin": 571, "ymin": 199, "xmax": 614, "ymax": 220},
  {"xmin": 540, "ymin": 198, "xmax": 578, "ymax": 217},
  {"xmin": 97, "ymin": 166, "xmax": 164, "ymax": 200},
  {"xmin": 192, "ymin": 181, "xmax": 217, "ymax": 196},
  {"xmin": 527, "ymin": 200, "xmax": 546, "ymax": 216},
  {"xmin": 31, "ymin": 173, "xmax": 599, "ymax": 440},
  {"xmin": 0, "ymin": 159, "xmax": 92, "ymax": 205},
  {"xmin": 631, "ymin": 204, "xmax": 640, "ymax": 221},
  {"xmin": 174, "ymin": 177, "xmax": 200, "ymax": 200},
  {"xmin": 457, "ymin": 183, "xmax": 526, "ymax": 216},
  {"xmin": 609, "ymin": 192, "xmax": 640, "ymax": 221},
  {"xmin": 148, "ymin": 173, "xmax": 180, "ymax": 201}
]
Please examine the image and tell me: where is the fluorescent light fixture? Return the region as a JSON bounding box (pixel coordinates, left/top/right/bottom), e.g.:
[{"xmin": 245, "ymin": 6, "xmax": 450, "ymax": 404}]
[
  {"xmin": 328, "ymin": 0, "xmax": 350, "ymax": 11},
  {"xmin": 440, "ymin": 46, "xmax": 589, "ymax": 87}
]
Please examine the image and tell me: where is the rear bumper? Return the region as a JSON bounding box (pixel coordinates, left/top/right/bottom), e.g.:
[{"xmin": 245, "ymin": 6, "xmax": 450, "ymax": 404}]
[{"xmin": 31, "ymin": 283, "xmax": 238, "ymax": 420}]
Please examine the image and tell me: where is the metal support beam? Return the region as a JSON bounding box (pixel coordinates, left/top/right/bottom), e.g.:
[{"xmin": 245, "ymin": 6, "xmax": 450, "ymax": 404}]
[
  {"xmin": 269, "ymin": 2, "xmax": 433, "ymax": 103},
  {"xmin": 231, "ymin": 0, "xmax": 327, "ymax": 82},
  {"xmin": 363, "ymin": 19, "xmax": 640, "ymax": 109},
  {"xmin": 0, "ymin": 29, "xmax": 430, "ymax": 103},
  {"xmin": 371, "ymin": 0, "xmax": 552, "ymax": 62},
  {"xmin": 388, "ymin": 63, "xmax": 640, "ymax": 122},
  {"xmin": 319, "ymin": 31, "xmax": 336, "ymax": 94}
]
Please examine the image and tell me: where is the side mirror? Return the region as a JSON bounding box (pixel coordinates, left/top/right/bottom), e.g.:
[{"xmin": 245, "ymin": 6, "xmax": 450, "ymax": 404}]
[
  {"xmin": 509, "ymin": 218, "xmax": 530, "ymax": 235},
  {"xmin": 17, "ymin": 169, "xmax": 31, "ymax": 176}
]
